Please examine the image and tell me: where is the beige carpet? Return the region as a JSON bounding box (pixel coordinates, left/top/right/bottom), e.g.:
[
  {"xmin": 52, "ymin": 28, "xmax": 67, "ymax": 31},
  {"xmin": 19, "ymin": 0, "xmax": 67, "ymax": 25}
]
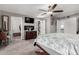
[{"xmin": 0, "ymin": 38, "xmax": 37, "ymax": 55}]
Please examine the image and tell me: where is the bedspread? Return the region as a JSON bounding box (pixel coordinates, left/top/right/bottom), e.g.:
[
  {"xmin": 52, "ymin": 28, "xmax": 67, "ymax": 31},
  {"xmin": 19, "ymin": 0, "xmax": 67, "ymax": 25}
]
[{"xmin": 35, "ymin": 33, "xmax": 79, "ymax": 55}]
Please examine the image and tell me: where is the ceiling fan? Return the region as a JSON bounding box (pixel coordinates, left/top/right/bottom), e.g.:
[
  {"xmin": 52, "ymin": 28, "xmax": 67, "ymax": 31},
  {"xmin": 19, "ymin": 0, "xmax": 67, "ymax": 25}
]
[{"xmin": 39, "ymin": 4, "xmax": 64, "ymax": 16}]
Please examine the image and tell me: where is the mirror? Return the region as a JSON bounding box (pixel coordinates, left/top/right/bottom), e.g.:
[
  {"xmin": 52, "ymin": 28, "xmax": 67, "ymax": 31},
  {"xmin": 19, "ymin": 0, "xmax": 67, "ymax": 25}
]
[{"xmin": 2, "ymin": 15, "xmax": 9, "ymax": 32}]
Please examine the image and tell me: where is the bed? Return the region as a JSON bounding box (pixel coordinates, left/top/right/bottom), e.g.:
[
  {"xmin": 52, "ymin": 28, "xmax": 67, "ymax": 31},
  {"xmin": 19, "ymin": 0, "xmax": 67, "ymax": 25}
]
[{"xmin": 34, "ymin": 33, "xmax": 79, "ymax": 55}]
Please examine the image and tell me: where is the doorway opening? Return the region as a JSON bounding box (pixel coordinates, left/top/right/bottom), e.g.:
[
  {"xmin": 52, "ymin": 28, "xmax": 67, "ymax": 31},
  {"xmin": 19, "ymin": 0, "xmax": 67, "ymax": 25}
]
[{"xmin": 11, "ymin": 16, "xmax": 22, "ymax": 40}]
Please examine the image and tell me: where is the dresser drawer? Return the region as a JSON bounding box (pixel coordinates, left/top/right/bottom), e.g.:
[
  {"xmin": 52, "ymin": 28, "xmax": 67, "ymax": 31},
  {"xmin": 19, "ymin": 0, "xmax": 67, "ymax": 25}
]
[{"xmin": 25, "ymin": 31, "xmax": 37, "ymax": 40}]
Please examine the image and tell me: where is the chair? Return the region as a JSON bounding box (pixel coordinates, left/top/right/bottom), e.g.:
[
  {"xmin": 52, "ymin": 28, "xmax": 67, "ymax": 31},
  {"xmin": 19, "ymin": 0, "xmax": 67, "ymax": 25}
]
[{"xmin": 0, "ymin": 32, "xmax": 7, "ymax": 46}]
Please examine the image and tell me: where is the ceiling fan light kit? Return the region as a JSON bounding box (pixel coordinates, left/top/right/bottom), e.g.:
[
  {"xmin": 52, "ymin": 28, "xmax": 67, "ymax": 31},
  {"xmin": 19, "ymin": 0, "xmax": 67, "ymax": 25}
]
[{"xmin": 47, "ymin": 12, "xmax": 52, "ymax": 15}]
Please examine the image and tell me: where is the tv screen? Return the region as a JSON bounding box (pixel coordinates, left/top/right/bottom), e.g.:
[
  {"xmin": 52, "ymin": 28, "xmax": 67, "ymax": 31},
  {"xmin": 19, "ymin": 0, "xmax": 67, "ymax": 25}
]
[{"xmin": 25, "ymin": 17, "xmax": 34, "ymax": 23}]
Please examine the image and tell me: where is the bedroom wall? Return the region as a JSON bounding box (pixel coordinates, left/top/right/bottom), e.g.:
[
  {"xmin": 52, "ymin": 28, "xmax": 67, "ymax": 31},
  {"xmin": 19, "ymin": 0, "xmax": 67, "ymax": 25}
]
[
  {"xmin": 0, "ymin": 10, "xmax": 57, "ymax": 40},
  {"xmin": 0, "ymin": 10, "xmax": 26, "ymax": 32},
  {"xmin": 64, "ymin": 17, "xmax": 77, "ymax": 34},
  {"xmin": 0, "ymin": 10, "xmax": 35, "ymax": 40},
  {"xmin": 57, "ymin": 17, "xmax": 78, "ymax": 34},
  {"xmin": 0, "ymin": 10, "xmax": 24, "ymax": 40}
]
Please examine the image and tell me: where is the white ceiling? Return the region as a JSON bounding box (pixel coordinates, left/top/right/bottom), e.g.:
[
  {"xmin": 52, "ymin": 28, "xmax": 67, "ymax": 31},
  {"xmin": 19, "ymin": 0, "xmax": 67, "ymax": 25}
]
[
  {"xmin": 0, "ymin": 4, "xmax": 48, "ymax": 17},
  {"xmin": 54, "ymin": 4, "xmax": 79, "ymax": 17},
  {"xmin": 0, "ymin": 4, "xmax": 79, "ymax": 18}
]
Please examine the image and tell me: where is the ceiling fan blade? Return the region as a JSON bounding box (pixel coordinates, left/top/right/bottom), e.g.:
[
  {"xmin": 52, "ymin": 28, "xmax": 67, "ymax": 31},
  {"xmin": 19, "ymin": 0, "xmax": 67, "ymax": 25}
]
[
  {"xmin": 53, "ymin": 10, "xmax": 63, "ymax": 12},
  {"xmin": 52, "ymin": 4, "xmax": 57, "ymax": 9},
  {"xmin": 41, "ymin": 13, "xmax": 47, "ymax": 15},
  {"xmin": 39, "ymin": 9, "xmax": 47, "ymax": 12}
]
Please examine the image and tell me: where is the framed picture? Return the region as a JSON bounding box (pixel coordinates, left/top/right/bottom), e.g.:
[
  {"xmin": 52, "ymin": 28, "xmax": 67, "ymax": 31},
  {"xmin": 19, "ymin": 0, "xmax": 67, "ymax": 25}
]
[{"xmin": 2, "ymin": 15, "xmax": 9, "ymax": 31}]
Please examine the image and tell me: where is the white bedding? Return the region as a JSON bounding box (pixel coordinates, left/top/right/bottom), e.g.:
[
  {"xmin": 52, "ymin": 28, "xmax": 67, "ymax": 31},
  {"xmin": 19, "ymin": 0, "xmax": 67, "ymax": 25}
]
[{"xmin": 35, "ymin": 33, "xmax": 79, "ymax": 55}]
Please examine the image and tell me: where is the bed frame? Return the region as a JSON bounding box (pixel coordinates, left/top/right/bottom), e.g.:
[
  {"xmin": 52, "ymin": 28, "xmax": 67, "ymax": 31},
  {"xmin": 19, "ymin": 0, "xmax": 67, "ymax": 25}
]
[{"xmin": 34, "ymin": 42, "xmax": 49, "ymax": 55}]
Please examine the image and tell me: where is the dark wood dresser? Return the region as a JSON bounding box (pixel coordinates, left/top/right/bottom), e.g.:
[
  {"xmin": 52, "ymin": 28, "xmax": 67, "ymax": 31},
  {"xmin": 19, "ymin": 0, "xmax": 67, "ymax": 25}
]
[{"xmin": 25, "ymin": 31, "xmax": 37, "ymax": 40}]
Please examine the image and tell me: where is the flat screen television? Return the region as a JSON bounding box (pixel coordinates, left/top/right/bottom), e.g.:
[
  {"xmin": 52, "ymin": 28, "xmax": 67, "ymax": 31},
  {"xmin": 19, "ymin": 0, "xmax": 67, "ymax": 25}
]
[{"xmin": 25, "ymin": 17, "xmax": 34, "ymax": 23}]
